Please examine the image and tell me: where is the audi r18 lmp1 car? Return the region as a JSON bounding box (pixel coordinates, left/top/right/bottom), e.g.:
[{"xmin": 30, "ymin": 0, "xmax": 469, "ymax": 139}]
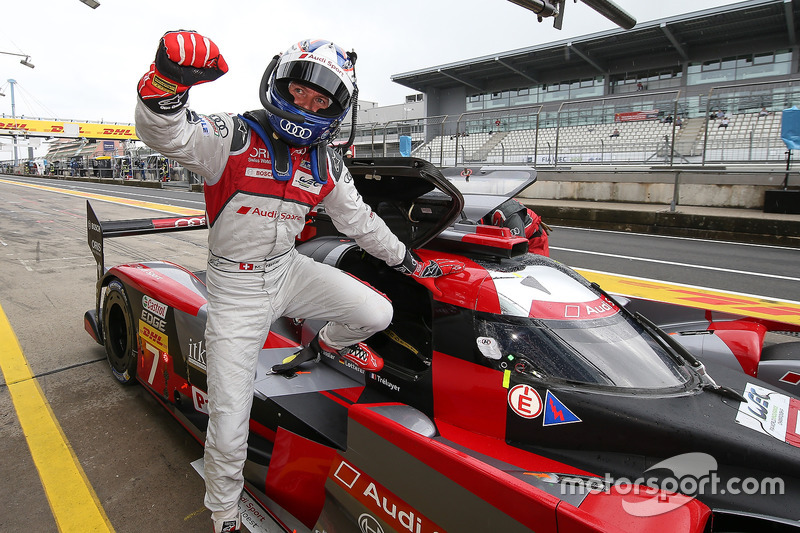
[{"xmin": 85, "ymin": 157, "xmax": 800, "ymax": 532}]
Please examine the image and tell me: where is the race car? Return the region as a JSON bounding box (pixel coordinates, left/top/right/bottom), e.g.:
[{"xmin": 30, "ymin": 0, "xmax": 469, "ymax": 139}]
[{"xmin": 84, "ymin": 157, "xmax": 800, "ymax": 532}]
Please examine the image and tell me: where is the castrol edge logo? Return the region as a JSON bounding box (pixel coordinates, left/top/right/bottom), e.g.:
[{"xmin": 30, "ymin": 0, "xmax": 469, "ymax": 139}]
[{"xmin": 142, "ymin": 295, "xmax": 168, "ymax": 319}]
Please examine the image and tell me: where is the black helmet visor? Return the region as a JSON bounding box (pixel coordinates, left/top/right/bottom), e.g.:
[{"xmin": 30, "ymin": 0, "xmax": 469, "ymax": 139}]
[{"xmin": 275, "ymin": 60, "xmax": 352, "ymax": 117}]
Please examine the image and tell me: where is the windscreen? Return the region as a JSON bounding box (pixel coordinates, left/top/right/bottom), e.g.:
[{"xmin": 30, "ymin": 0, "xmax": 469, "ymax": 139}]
[{"xmin": 475, "ymin": 312, "xmax": 692, "ymax": 389}]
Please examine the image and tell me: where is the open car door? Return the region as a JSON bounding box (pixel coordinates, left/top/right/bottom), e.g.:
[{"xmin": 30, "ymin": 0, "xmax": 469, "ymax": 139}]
[{"xmin": 329, "ymin": 157, "xmax": 465, "ymax": 249}]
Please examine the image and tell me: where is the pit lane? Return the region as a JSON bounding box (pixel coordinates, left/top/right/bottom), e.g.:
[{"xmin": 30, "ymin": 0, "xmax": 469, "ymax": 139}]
[{"xmin": 0, "ymin": 178, "xmax": 209, "ymax": 532}]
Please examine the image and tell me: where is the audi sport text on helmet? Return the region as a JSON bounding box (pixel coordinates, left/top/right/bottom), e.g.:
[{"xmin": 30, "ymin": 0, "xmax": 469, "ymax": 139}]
[{"xmin": 265, "ymin": 39, "xmax": 356, "ymax": 146}]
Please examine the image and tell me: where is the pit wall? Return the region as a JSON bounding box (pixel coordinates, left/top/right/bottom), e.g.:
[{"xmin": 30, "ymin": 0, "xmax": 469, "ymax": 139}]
[{"xmin": 519, "ymin": 168, "xmax": 799, "ymax": 209}]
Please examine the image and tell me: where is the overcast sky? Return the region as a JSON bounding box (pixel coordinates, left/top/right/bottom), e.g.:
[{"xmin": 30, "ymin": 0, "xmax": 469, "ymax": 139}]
[{"xmin": 1, "ymin": 0, "xmax": 741, "ymax": 124}]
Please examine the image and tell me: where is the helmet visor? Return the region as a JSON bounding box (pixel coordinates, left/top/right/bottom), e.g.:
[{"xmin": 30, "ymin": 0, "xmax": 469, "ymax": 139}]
[{"xmin": 275, "ymin": 60, "xmax": 352, "ymax": 117}]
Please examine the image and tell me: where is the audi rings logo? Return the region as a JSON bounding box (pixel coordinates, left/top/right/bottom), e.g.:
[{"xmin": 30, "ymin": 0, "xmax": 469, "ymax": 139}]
[{"xmin": 280, "ymin": 119, "xmax": 312, "ymax": 139}]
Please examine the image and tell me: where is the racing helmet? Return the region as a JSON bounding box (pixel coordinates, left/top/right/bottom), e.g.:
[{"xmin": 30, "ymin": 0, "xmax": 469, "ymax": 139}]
[{"xmin": 264, "ymin": 39, "xmax": 356, "ymax": 146}]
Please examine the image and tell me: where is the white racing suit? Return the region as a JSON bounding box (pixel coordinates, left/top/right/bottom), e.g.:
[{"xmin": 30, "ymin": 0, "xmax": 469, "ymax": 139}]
[{"xmin": 134, "ymin": 101, "xmax": 406, "ymax": 522}]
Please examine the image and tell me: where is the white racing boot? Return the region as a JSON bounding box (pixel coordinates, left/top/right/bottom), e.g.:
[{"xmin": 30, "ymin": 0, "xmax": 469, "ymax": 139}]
[{"xmin": 212, "ymin": 513, "xmax": 242, "ymax": 533}]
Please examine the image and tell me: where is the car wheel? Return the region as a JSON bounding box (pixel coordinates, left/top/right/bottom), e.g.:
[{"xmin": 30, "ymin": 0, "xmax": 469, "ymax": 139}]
[{"xmin": 103, "ymin": 280, "xmax": 138, "ymax": 385}]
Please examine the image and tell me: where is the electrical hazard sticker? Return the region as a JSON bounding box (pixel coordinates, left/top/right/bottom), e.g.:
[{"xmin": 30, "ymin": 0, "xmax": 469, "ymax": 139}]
[{"xmin": 542, "ymin": 390, "xmax": 582, "ymax": 426}]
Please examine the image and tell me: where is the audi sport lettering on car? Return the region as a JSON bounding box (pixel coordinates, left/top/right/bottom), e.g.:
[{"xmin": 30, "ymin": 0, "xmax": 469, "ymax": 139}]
[{"xmin": 84, "ymin": 159, "xmax": 800, "ymax": 533}]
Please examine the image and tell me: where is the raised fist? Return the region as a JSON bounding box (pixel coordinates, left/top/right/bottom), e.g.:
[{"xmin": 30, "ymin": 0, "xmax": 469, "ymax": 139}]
[
  {"xmin": 156, "ymin": 31, "xmax": 228, "ymax": 86},
  {"xmin": 138, "ymin": 30, "xmax": 228, "ymax": 114}
]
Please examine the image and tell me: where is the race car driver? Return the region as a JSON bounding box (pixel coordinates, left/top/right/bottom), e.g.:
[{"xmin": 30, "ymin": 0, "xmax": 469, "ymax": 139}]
[{"xmin": 135, "ymin": 31, "xmax": 463, "ymax": 533}]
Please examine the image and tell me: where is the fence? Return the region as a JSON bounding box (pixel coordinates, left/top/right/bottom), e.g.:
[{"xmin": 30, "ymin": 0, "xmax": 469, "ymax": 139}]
[
  {"xmin": 5, "ymin": 79, "xmax": 800, "ymax": 172},
  {"xmin": 345, "ymin": 80, "xmax": 800, "ymax": 168}
]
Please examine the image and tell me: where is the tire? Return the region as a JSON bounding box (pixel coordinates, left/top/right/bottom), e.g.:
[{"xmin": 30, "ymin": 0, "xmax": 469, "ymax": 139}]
[{"xmin": 102, "ymin": 280, "xmax": 138, "ymax": 385}]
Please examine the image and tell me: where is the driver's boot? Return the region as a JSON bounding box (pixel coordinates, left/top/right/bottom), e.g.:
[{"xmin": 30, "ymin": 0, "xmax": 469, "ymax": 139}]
[
  {"xmin": 212, "ymin": 513, "xmax": 241, "ymax": 533},
  {"xmin": 270, "ymin": 335, "xmax": 322, "ymax": 374}
]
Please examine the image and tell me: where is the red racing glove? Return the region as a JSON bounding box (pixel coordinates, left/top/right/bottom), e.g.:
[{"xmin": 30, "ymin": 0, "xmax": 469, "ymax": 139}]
[
  {"xmin": 394, "ymin": 250, "xmax": 464, "ymax": 278},
  {"xmin": 394, "ymin": 250, "xmax": 464, "ymax": 297},
  {"xmin": 138, "ymin": 30, "xmax": 228, "ymax": 114}
]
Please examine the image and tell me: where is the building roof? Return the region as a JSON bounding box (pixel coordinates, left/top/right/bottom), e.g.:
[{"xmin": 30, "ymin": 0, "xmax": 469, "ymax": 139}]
[{"xmin": 391, "ymin": 0, "xmax": 798, "ymax": 95}]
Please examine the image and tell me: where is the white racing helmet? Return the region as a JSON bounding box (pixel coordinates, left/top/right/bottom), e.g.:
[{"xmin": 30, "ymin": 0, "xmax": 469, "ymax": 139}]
[{"xmin": 263, "ymin": 39, "xmax": 356, "ymax": 146}]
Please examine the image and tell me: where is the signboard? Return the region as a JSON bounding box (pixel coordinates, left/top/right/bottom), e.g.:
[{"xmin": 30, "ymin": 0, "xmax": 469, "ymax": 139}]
[
  {"xmin": 614, "ymin": 110, "xmax": 660, "ymax": 122},
  {"xmin": 0, "ymin": 118, "xmax": 138, "ymax": 140}
]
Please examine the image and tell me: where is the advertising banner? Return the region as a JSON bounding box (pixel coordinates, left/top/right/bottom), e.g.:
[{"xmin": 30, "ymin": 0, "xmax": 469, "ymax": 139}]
[
  {"xmin": 614, "ymin": 110, "xmax": 660, "ymax": 122},
  {"xmin": 0, "ymin": 118, "xmax": 137, "ymax": 140}
]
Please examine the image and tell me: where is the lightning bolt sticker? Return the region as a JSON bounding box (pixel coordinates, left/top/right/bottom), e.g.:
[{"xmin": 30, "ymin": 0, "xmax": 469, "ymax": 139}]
[{"xmin": 543, "ymin": 390, "xmax": 582, "ymax": 426}]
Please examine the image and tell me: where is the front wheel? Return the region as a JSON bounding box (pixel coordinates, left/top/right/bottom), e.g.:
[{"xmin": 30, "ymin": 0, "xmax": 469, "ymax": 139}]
[{"xmin": 102, "ymin": 280, "xmax": 138, "ymax": 385}]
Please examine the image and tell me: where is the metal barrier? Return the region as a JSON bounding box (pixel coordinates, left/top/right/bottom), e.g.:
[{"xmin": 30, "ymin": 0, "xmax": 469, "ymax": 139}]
[
  {"xmin": 343, "ymin": 81, "xmax": 800, "ymax": 168},
  {"xmin": 7, "ymin": 79, "xmax": 800, "ymax": 170}
]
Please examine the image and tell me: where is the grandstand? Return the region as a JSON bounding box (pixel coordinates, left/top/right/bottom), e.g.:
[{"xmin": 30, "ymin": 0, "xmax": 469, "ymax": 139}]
[{"xmin": 347, "ymin": 0, "xmax": 800, "ymax": 167}]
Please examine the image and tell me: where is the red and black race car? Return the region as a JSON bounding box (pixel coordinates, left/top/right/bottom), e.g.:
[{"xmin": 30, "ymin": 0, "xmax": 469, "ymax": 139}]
[{"xmin": 85, "ymin": 157, "xmax": 800, "ymax": 532}]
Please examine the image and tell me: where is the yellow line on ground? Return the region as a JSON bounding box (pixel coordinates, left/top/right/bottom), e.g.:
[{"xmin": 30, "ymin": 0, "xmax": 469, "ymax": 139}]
[
  {"xmin": 577, "ymin": 268, "xmax": 800, "ymax": 327},
  {"xmin": 0, "ymin": 303, "xmax": 115, "ymax": 532},
  {"xmin": 0, "ymin": 178, "xmax": 204, "ymax": 216}
]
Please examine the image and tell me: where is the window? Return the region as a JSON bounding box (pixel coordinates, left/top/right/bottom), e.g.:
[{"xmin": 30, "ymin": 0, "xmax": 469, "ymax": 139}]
[
  {"xmin": 689, "ymin": 49, "xmax": 794, "ymax": 85},
  {"xmin": 753, "ymin": 52, "xmax": 774, "ymax": 65}
]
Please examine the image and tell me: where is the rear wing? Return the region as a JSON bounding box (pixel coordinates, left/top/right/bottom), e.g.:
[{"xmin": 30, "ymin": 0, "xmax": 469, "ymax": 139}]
[{"xmin": 86, "ymin": 200, "xmax": 207, "ymax": 280}]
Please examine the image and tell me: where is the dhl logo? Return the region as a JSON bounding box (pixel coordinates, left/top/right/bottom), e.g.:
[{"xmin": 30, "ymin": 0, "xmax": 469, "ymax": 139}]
[
  {"xmin": 0, "ymin": 118, "xmax": 137, "ymax": 139},
  {"xmin": 0, "ymin": 121, "xmax": 28, "ymax": 130}
]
